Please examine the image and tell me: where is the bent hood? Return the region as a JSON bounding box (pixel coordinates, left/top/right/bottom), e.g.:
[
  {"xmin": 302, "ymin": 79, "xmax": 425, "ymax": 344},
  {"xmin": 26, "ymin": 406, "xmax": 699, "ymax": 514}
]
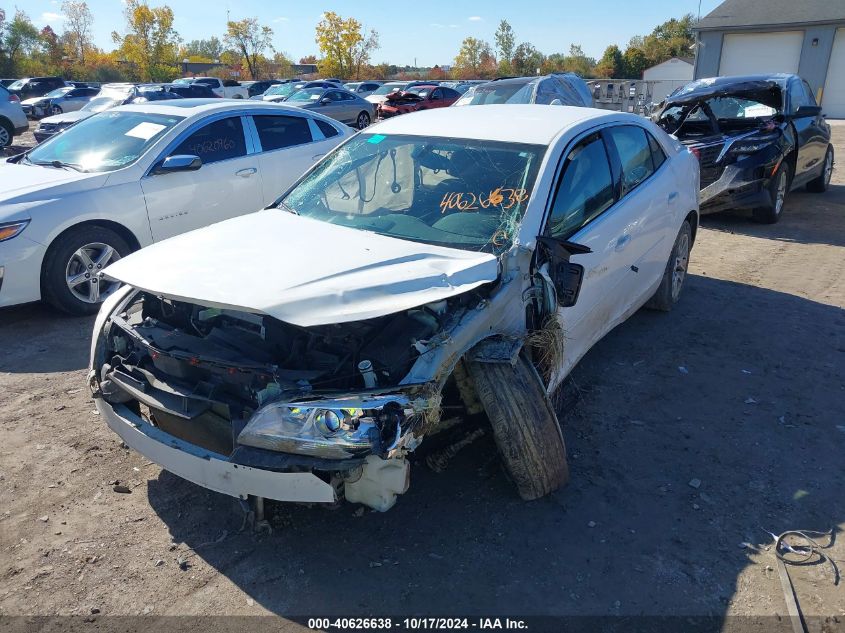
[
  {"xmin": 103, "ymin": 210, "xmax": 499, "ymax": 327},
  {"xmin": 666, "ymin": 77, "xmax": 783, "ymax": 110}
]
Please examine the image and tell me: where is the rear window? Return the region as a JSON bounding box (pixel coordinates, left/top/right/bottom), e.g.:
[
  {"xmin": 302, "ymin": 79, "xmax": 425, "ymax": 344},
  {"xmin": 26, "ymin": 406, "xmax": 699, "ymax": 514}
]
[
  {"xmin": 315, "ymin": 119, "xmax": 339, "ymax": 139},
  {"xmin": 253, "ymin": 115, "xmax": 313, "ymax": 151}
]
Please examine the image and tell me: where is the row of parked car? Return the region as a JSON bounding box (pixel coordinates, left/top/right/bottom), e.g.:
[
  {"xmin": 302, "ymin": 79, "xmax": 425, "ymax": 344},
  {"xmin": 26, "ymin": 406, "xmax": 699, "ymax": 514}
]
[{"xmin": 0, "ymin": 65, "xmax": 835, "ymax": 514}]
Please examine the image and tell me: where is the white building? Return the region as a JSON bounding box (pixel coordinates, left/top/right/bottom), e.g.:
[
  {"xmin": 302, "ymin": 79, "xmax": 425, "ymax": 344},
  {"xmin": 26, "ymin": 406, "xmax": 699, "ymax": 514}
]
[{"xmin": 642, "ymin": 57, "xmax": 694, "ymax": 102}]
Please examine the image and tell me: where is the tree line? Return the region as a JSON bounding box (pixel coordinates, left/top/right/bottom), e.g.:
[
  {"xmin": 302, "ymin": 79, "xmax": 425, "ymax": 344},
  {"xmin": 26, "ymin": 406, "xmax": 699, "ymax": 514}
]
[{"xmin": 0, "ymin": 3, "xmax": 694, "ymax": 83}]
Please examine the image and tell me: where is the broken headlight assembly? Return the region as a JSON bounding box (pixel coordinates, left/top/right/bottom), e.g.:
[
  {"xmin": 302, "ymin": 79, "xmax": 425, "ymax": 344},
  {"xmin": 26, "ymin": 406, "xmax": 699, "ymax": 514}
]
[
  {"xmin": 726, "ymin": 132, "xmax": 780, "ymax": 157},
  {"xmin": 237, "ymin": 396, "xmax": 410, "ymax": 460}
]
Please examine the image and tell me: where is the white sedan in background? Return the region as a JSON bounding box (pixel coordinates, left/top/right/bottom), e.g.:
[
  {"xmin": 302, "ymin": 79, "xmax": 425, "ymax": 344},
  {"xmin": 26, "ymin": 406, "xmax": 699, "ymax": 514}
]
[
  {"xmin": 0, "ymin": 100, "xmax": 352, "ymax": 314},
  {"xmin": 90, "ymin": 105, "xmax": 699, "ymax": 513}
]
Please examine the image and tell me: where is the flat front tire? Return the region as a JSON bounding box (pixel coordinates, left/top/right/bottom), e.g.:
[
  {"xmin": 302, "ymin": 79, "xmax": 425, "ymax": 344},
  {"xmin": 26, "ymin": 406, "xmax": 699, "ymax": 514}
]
[
  {"xmin": 42, "ymin": 225, "xmax": 131, "ymax": 316},
  {"xmin": 467, "ymin": 354, "xmax": 569, "ymax": 500}
]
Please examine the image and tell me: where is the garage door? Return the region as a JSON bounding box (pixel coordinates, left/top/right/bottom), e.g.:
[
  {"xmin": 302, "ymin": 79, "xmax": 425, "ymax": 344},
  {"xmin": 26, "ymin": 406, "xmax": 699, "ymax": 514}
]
[
  {"xmin": 822, "ymin": 28, "xmax": 845, "ymax": 118},
  {"xmin": 719, "ymin": 32, "xmax": 803, "ymax": 76}
]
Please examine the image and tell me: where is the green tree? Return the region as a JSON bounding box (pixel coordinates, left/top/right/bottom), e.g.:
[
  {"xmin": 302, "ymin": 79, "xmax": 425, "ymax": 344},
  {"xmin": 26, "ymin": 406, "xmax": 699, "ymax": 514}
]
[
  {"xmin": 5, "ymin": 10, "xmax": 41, "ymax": 72},
  {"xmin": 111, "ymin": 0, "xmax": 180, "ymax": 81},
  {"xmin": 494, "ymin": 19, "xmax": 515, "ymax": 75},
  {"xmin": 511, "ymin": 41, "xmax": 543, "ymax": 77},
  {"xmin": 61, "ymin": 1, "xmax": 93, "ymax": 64},
  {"xmin": 225, "ymin": 18, "xmax": 274, "ymax": 80},
  {"xmin": 184, "ymin": 36, "xmax": 223, "ymax": 61},
  {"xmin": 314, "ymin": 12, "xmax": 365, "ymax": 79},
  {"xmin": 622, "ymin": 46, "xmax": 648, "ymax": 79},
  {"xmin": 596, "ymin": 45, "xmax": 624, "ymax": 78}
]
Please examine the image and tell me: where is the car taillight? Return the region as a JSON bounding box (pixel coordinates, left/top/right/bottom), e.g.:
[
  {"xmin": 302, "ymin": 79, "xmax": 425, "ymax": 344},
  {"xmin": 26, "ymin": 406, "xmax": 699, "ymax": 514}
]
[
  {"xmin": 690, "ymin": 147, "xmax": 700, "ymax": 160},
  {"xmin": 9, "ymin": 94, "xmax": 19, "ymax": 102}
]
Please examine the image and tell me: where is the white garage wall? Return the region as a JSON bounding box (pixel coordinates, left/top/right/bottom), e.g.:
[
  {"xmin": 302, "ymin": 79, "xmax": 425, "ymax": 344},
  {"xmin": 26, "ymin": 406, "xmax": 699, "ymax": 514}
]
[
  {"xmin": 719, "ymin": 31, "xmax": 803, "ymax": 76},
  {"xmin": 822, "ymin": 28, "xmax": 845, "ymax": 118}
]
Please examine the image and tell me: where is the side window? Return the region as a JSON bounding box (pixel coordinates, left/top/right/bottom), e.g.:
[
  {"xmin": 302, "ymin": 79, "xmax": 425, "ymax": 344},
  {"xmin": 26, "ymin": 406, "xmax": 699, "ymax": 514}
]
[
  {"xmin": 535, "ymin": 79, "xmax": 557, "ymax": 104},
  {"xmin": 339, "ymin": 91, "xmax": 355, "ymax": 101},
  {"xmin": 171, "ymin": 117, "xmax": 247, "ymax": 165},
  {"xmin": 431, "ymin": 89, "xmax": 442, "ymax": 100},
  {"xmin": 802, "ymin": 80, "xmax": 817, "ymax": 106},
  {"xmin": 547, "ymin": 136, "xmax": 616, "ymax": 239},
  {"xmin": 605, "ymin": 126, "xmax": 655, "ymax": 194},
  {"xmin": 253, "ymin": 115, "xmax": 313, "ymax": 151},
  {"xmin": 324, "ymin": 90, "xmax": 341, "ymax": 101},
  {"xmin": 315, "ymin": 118, "xmax": 340, "ymax": 139},
  {"xmin": 647, "ymin": 131, "xmax": 666, "ymax": 170},
  {"xmin": 788, "ymin": 81, "xmax": 807, "ymax": 113}
]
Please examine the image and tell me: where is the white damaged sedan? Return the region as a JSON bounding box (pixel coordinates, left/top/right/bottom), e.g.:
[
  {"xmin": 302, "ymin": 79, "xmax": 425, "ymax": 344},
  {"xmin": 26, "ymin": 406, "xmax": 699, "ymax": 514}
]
[{"xmin": 89, "ymin": 105, "xmax": 699, "ymax": 512}]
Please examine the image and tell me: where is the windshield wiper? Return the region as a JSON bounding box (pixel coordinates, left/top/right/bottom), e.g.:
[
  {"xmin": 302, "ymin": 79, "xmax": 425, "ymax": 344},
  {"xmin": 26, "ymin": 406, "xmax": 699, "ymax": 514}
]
[{"xmin": 33, "ymin": 160, "xmax": 85, "ymax": 172}]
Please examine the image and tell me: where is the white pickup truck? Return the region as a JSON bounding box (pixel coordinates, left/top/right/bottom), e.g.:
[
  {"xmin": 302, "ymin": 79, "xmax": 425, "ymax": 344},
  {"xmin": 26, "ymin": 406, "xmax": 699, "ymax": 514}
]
[{"xmin": 176, "ymin": 77, "xmax": 248, "ymax": 99}]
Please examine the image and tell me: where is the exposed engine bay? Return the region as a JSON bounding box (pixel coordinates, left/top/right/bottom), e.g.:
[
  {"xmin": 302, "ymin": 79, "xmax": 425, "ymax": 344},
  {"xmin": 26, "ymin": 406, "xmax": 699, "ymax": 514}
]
[{"xmin": 95, "ymin": 291, "xmax": 481, "ymax": 461}]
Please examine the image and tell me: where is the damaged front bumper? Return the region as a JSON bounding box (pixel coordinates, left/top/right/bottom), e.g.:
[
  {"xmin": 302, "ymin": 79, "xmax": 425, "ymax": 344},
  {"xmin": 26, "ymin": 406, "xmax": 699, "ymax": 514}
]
[
  {"xmin": 96, "ymin": 397, "xmax": 338, "ymax": 503},
  {"xmin": 699, "ymin": 163, "xmax": 772, "ymax": 214}
]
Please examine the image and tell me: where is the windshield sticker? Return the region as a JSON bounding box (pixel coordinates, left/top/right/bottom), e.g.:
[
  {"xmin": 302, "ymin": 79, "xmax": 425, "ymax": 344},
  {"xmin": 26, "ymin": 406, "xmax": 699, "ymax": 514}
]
[
  {"xmin": 439, "ymin": 188, "xmax": 529, "ymax": 213},
  {"xmin": 367, "ymin": 134, "xmax": 387, "ymax": 144},
  {"xmin": 125, "ymin": 122, "xmax": 166, "ymax": 140}
]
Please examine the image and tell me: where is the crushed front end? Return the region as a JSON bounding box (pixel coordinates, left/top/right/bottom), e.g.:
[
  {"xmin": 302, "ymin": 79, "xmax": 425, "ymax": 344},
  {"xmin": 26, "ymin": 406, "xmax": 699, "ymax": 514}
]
[
  {"xmin": 657, "ymin": 80, "xmax": 791, "ymax": 214},
  {"xmin": 89, "ymin": 289, "xmax": 456, "ymax": 511}
]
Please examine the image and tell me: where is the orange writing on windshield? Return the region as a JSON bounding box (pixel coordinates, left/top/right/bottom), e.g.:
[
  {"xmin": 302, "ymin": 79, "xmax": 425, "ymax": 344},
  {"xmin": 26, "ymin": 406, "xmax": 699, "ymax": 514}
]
[{"xmin": 439, "ymin": 188, "xmax": 528, "ymax": 213}]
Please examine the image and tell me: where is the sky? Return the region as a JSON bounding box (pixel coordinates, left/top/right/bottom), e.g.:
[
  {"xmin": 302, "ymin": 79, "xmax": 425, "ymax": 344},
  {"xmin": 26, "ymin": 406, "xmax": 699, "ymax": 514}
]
[{"xmin": 29, "ymin": 0, "xmax": 724, "ymax": 67}]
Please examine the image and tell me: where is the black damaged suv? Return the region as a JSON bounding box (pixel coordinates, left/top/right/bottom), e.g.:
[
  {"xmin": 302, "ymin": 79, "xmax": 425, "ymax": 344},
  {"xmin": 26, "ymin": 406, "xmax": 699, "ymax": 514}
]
[{"xmin": 657, "ymin": 74, "xmax": 833, "ymax": 223}]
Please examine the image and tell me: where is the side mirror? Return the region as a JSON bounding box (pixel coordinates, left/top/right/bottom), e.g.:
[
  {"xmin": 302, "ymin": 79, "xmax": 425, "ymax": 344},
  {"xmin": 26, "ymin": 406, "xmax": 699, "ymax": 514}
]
[
  {"xmin": 320, "ymin": 97, "xmax": 331, "ymax": 105},
  {"xmin": 152, "ymin": 154, "xmax": 202, "ymax": 175},
  {"xmin": 549, "ymin": 98, "xmax": 563, "ymax": 106},
  {"xmin": 793, "ymin": 104, "xmax": 822, "ymax": 118},
  {"xmin": 536, "ymin": 235, "xmax": 592, "ymax": 307}
]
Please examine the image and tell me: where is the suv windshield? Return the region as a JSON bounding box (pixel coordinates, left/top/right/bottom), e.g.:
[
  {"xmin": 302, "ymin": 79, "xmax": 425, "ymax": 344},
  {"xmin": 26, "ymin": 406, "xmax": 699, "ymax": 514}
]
[
  {"xmin": 265, "ymin": 83, "xmax": 298, "ymax": 97},
  {"xmin": 279, "ymin": 133, "xmax": 545, "ymax": 252},
  {"xmin": 454, "ymin": 81, "xmax": 532, "ymax": 106},
  {"xmin": 26, "ymin": 110, "xmax": 183, "ymax": 172}
]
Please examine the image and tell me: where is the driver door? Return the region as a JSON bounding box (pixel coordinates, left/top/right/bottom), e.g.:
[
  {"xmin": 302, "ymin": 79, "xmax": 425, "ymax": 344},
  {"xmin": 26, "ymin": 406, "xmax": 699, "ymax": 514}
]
[{"xmin": 141, "ymin": 115, "xmax": 264, "ymax": 242}]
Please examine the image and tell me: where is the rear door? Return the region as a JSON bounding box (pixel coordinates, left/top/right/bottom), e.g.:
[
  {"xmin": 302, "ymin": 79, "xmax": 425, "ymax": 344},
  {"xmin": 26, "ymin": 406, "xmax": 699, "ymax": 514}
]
[
  {"xmin": 788, "ymin": 78, "xmax": 828, "ymax": 184},
  {"xmin": 247, "ymin": 112, "xmax": 326, "ymax": 204},
  {"xmin": 141, "ymin": 115, "xmax": 264, "ymax": 241}
]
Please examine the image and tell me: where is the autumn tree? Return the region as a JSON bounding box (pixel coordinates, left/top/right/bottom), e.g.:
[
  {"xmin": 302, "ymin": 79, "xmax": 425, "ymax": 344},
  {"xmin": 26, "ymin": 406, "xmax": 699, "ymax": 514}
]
[
  {"xmin": 5, "ymin": 10, "xmax": 41, "ymax": 71},
  {"xmin": 596, "ymin": 45, "xmax": 624, "ymax": 78},
  {"xmin": 453, "ymin": 37, "xmax": 496, "ymax": 79},
  {"xmin": 111, "ymin": 0, "xmax": 180, "ymax": 81},
  {"xmin": 314, "ymin": 12, "xmax": 375, "ymax": 79},
  {"xmin": 494, "ymin": 19, "xmax": 515, "ymax": 75},
  {"xmin": 224, "ymin": 18, "xmax": 274, "ymax": 79},
  {"xmin": 351, "ymin": 28, "xmax": 379, "ymax": 79},
  {"xmin": 299, "ymin": 54, "xmax": 317, "ymax": 65},
  {"xmin": 61, "ymin": 1, "xmax": 93, "ymax": 64},
  {"xmin": 622, "ymin": 46, "xmax": 648, "ymax": 79}
]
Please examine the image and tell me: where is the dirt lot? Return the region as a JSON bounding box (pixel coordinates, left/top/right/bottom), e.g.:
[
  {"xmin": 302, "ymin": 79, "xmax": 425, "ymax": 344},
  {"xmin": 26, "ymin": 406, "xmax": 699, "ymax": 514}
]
[{"xmin": 0, "ymin": 120, "xmax": 843, "ymax": 629}]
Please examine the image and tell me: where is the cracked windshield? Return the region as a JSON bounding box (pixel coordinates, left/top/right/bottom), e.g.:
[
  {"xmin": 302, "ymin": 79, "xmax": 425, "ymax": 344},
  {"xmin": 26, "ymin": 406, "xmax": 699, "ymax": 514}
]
[{"xmin": 281, "ymin": 134, "xmax": 545, "ymax": 252}]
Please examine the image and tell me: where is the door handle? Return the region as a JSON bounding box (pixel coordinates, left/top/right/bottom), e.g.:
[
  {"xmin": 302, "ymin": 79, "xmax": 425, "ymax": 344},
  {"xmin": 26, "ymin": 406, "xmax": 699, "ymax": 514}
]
[
  {"xmin": 236, "ymin": 167, "xmax": 257, "ymax": 178},
  {"xmin": 615, "ymin": 234, "xmax": 631, "ymax": 251},
  {"xmin": 668, "ymin": 191, "xmax": 679, "ymax": 204}
]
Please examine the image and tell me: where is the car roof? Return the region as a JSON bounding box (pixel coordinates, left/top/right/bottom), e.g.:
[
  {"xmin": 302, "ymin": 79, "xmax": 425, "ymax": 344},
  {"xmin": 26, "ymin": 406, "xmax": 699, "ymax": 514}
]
[
  {"xmin": 370, "ymin": 104, "xmax": 629, "ymax": 145},
  {"xmin": 116, "ymin": 99, "xmax": 320, "ymax": 117}
]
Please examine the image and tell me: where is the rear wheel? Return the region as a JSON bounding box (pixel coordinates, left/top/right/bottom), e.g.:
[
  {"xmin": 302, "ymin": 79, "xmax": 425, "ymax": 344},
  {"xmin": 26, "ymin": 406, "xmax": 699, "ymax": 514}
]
[
  {"xmin": 356, "ymin": 111, "xmax": 371, "ymax": 129},
  {"xmin": 51, "ymin": 105, "xmax": 63, "ymax": 115},
  {"xmin": 753, "ymin": 162, "xmax": 790, "ymax": 224},
  {"xmin": 806, "ymin": 146, "xmax": 833, "ymax": 193},
  {"xmin": 645, "ymin": 220, "xmax": 692, "ymax": 312},
  {"xmin": 42, "ymin": 225, "xmax": 131, "ymax": 315},
  {"xmin": 0, "ymin": 119, "xmax": 12, "ymax": 148},
  {"xmin": 467, "ymin": 354, "xmax": 569, "ymax": 500}
]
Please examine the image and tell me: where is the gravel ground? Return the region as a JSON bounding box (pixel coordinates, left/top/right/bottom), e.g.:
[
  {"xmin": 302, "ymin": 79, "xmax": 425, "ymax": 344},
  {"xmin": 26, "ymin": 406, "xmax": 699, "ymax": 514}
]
[{"xmin": 0, "ymin": 119, "xmax": 843, "ymax": 629}]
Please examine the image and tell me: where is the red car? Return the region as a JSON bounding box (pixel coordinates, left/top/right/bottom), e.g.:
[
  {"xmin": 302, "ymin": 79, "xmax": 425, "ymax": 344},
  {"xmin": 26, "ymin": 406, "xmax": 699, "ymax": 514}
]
[{"xmin": 377, "ymin": 85, "xmax": 461, "ymax": 118}]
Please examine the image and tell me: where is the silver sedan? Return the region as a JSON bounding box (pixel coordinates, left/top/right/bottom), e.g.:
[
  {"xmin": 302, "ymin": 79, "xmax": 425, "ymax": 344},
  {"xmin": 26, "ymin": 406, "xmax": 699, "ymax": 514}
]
[{"xmin": 284, "ymin": 86, "xmax": 375, "ymax": 129}]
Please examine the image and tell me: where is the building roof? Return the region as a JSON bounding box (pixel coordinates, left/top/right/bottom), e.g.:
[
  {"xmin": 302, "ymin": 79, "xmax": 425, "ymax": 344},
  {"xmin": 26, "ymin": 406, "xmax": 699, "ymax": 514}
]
[
  {"xmin": 646, "ymin": 57, "xmax": 695, "ymax": 70},
  {"xmin": 695, "ymin": 0, "xmax": 845, "ymax": 31}
]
